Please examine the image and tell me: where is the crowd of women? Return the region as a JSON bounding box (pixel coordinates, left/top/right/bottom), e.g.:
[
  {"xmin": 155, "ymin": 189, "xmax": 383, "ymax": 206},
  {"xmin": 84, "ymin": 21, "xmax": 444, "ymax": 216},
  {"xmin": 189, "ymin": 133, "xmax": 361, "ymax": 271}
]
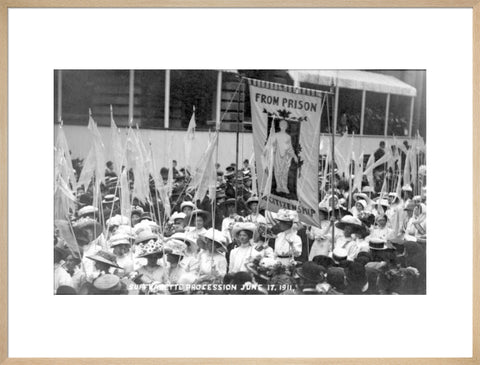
[{"xmin": 54, "ymin": 160, "xmax": 427, "ymax": 295}]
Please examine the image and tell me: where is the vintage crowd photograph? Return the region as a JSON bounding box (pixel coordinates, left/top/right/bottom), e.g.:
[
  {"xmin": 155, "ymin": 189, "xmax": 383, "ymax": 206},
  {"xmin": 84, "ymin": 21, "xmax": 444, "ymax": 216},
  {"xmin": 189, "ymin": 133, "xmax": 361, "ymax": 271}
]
[{"xmin": 53, "ymin": 69, "xmax": 426, "ymax": 295}]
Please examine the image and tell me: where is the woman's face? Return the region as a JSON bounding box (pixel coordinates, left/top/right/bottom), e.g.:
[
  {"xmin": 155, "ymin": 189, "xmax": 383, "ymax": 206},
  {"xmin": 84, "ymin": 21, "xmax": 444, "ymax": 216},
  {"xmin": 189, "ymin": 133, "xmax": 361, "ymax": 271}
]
[
  {"xmin": 131, "ymin": 214, "xmax": 141, "ymax": 226},
  {"xmin": 195, "ymin": 216, "xmax": 204, "ymax": 229},
  {"xmin": 279, "ymin": 121, "xmax": 288, "ymax": 131},
  {"xmin": 343, "ymin": 225, "xmax": 354, "ymax": 237},
  {"xmin": 238, "ymin": 231, "xmax": 250, "ymax": 245},
  {"xmin": 413, "ymin": 206, "xmax": 421, "ymax": 217},
  {"xmin": 65, "ymin": 255, "xmax": 78, "ymax": 271},
  {"xmin": 95, "ymin": 261, "xmax": 110, "ymax": 272},
  {"xmin": 249, "ymin": 202, "xmax": 258, "ymax": 213},
  {"xmin": 183, "ymin": 207, "xmax": 193, "ymax": 215},
  {"xmin": 377, "ymin": 217, "xmax": 387, "ymax": 228},
  {"xmin": 167, "ymin": 253, "xmax": 180, "ymax": 265},
  {"xmin": 113, "ymin": 245, "xmax": 129, "ymax": 257},
  {"xmin": 147, "ymin": 254, "xmax": 160, "ymax": 266},
  {"xmin": 355, "ymin": 202, "xmax": 364, "ymax": 212}
]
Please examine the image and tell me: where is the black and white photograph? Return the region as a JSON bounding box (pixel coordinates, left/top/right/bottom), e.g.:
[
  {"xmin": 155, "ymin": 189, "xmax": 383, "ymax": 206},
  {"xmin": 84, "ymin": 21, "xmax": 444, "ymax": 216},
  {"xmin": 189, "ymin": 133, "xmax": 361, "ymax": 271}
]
[{"xmin": 54, "ymin": 69, "xmax": 427, "ymax": 295}]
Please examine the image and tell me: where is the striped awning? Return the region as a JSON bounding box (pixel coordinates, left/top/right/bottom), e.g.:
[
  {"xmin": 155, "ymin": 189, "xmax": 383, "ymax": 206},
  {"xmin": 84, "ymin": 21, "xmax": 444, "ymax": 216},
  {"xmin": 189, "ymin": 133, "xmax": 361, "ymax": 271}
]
[{"xmin": 287, "ymin": 70, "xmax": 417, "ymax": 97}]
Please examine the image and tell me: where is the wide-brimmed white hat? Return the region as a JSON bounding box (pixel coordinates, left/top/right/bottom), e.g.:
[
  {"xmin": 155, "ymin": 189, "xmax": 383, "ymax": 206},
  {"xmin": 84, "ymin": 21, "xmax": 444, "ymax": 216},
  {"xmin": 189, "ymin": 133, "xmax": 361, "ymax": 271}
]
[
  {"xmin": 169, "ymin": 212, "xmax": 186, "ymax": 223},
  {"xmin": 200, "ymin": 228, "xmax": 227, "ymax": 248},
  {"xmin": 246, "ymin": 196, "xmax": 259, "ymax": 206},
  {"xmin": 109, "ymin": 233, "xmax": 132, "ymax": 247},
  {"xmin": 106, "ymin": 214, "xmax": 130, "ymax": 227},
  {"xmin": 180, "ymin": 201, "xmax": 197, "ymax": 211},
  {"xmin": 275, "ymin": 209, "xmax": 299, "ymax": 223},
  {"xmin": 167, "ymin": 232, "xmax": 196, "ymax": 247},
  {"xmin": 231, "ymin": 222, "xmax": 257, "ymax": 238}
]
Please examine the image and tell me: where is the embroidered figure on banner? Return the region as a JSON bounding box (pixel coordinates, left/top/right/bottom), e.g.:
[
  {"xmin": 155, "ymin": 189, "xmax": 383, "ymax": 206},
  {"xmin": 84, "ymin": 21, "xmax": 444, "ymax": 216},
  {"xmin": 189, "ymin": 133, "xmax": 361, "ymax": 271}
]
[{"xmin": 263, "ymin": 108, "xmax": 306, "ymax": 201}]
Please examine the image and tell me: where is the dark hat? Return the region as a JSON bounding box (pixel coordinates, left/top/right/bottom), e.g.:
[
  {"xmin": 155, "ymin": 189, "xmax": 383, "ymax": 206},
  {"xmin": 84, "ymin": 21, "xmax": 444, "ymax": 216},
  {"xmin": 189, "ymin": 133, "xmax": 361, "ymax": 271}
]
[
  {"xmin": 345, "ymin": 261, "xmax": 368, "ymax": 286},
  {"xmin": 296, "ymin": 262, "xmax": 326, "ymax": 283},
  {"xmin": 389, "ymin": 237, "xmax": 406, "ymax": 254},
  {"xmin": 188, "ymin": 209, "xmax": 211, "ymax": 223},
  {"xmin": 326, "ymin": 267, "xmax": 346, "ymax": 291},
  {"xmin": 56, "ymin": 285, "xmax": 77, "ymax": 295},
  {"xmin": 312, "ymin": 255, "xmax": 335, "ymax": 268},
  {"xmin": 140, "ymin": 212, "xmax": 154, "ymax": 221},
  {"xmin": 222, "ymin": 198, "xmax": 237, "ymax": 207}
]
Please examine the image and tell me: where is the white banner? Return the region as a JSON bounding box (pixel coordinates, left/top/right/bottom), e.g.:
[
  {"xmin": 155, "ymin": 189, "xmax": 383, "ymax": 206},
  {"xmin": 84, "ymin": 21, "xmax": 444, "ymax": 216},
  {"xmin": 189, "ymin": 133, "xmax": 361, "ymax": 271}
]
[{"xmin": 248, "ymin": 80, "xmax": 324, "ymax": 227}]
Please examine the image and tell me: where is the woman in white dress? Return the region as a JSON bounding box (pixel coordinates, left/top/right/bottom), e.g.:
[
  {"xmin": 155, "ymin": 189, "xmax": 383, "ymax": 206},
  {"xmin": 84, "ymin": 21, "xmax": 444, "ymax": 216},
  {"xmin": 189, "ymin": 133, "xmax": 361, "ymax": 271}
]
[
  {"xmin": 197, "ymin": 228, "xmax": 228, "ymax": 278},
  {"xmin": 228, "ymin": 223, "xmax": 257, "ymax": 273},
  {"xmin": 184, "ymin": 209, "xmax": 209, "ymax": 243},
  {"xmin": 369, "ymin": 214, "xmax": 395, "ymax": 242}
]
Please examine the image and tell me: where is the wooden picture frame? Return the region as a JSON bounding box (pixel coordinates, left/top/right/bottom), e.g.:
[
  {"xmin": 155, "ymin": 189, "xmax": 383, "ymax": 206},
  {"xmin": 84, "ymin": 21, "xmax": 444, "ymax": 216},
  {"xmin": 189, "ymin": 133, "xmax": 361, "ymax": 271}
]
[{"xmin": 0, "ymin": 1, "xmax": 478, "ymax": 364}]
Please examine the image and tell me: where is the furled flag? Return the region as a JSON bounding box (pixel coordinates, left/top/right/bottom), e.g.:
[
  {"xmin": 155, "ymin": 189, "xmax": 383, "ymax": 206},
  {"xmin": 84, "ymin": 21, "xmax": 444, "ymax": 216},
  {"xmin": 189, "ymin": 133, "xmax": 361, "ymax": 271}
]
[
  {"xmin": 184, "ymin": 106, "xmax": 196, "ymax": 173},
  {"xmin": 364, "ymin": 153, "xmax": 375, "ymax": 189},
  {"xmin": 248, "ymin": 151, "xmax": 258, "ymax": 197},
  {"xmin": 353, "ymin": 151, "xmax": 364, "ymax": 193},
  {"xmin": 88, "ymin": 112, "xmax": 106, "ymax": 185},
  {"xmin": 55, "ymin": 124, "xmax": 77, "ymax": 191},
  {"xmin": 124, "ymin": 127, "xmax": 148, "ymax": 204},
  {"xmin": 261, "ymin": 120, "xmax": 276, "ymax": 199},
  {"xmin": 192, "ymin": 131, "xmax": 219, "ymax": 203},
  {"xmin": 77, "ymin": 113, "xmax": 106, "ymax": 190},
  {"xmin": 120, "ymin": 168, "xmax": 131, "ymax": 219},
  {"xmin": 110, "ymin": 105, "xmax": 124, "ymax": 176}
]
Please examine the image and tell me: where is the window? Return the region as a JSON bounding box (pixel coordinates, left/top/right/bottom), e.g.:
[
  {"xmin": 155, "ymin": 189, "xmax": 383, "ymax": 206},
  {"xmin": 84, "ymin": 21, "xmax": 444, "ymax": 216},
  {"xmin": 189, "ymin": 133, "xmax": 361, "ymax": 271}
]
[
  {"xmin": 387, "ymin": 94, "xmax": 410, "ymax": 136},
  {"xmin": 337, "ymin": 88, "xmax": 362, "ymax": 134},
  {"xmin": 169, "ymin": 70, "xmax": 218, "ymax": 130},
  {"xmin": 363, "ymin": 91, "xmax": 387, "ymax": 136},
  {"xmin": 60, "ymin": 70, "xmax": 131, "ymax": 126},
  {"xmin": 135, "ymin": 70, "xmax": 166, "ymax": 129}
]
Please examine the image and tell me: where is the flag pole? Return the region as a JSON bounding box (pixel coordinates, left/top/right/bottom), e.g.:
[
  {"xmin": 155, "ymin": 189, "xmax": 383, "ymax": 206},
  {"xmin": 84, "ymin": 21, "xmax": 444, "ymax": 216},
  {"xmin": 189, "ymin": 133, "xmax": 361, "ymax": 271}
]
[{"xmin": 330, "ymin": 86, "xmax": 336, "ymax": 251}]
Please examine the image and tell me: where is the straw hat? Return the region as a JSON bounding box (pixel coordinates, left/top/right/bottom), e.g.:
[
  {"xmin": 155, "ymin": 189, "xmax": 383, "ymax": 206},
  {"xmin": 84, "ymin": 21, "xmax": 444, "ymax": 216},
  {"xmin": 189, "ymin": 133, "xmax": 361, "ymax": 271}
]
[
  {"xmin": 102, "ymin": 194, "xmax": 119, "ymax": 205},
  {"xmin": 78, "ymin": 205, "xmax": 98, "ymax": 217},
  {"xmin": 369, "ymin": 238, "xmax": 395, "ymax": 251},
  {"xmin": 335, "ymin": 216, "xmax": 364, "ymax": 231},
  {"xmin": 331, "ymin": 247, "xmax": 348, "ymax": 264},
  {"xmin": 87, "ymin": 250, "xmax": 122, "ymax": 269},
  {"xmin": 93, "ymin": 274, "xmax": 121, "ymax": 291},
  {"xmin": 164, "ymin": 239, "xmax": 187, "ymax": 256}
]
